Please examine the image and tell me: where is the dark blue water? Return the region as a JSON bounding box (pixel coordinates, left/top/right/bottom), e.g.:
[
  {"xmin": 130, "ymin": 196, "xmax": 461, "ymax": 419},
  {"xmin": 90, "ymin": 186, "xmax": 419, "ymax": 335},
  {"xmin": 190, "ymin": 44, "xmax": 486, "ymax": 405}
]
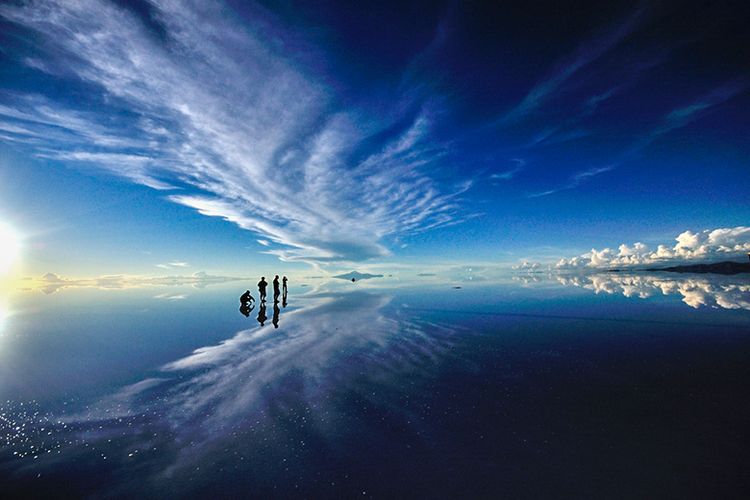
[{"xmin": 1, "ymin": 274, "xmax": 749, "ymax": 498}]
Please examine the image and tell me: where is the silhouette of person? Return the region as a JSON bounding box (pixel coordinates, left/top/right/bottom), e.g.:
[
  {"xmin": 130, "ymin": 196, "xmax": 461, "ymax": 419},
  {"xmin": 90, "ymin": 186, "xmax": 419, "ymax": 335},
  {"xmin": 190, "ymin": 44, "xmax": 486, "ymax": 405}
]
[
  {"xmin": 273, "ymin": 275, "xmax": 280, "ymax": 303},
  {"xmin": 272, "ymin": 302, "xmax": 280, "ymax": 328},
  {"xmin": 258, "ymin": 277, "xmax": 268, "ymax": 302},
  {"xmin": 239, "ymin": 302, "xmax": 254, "ymax": 317},
  {"xmin": 240, "ymin": 289, "xmax": 253, "ymax": 304},
  {"xmin": 282, "ymin": 276, "xmax": 288, "ymax": 307},
  {"xmin": 256, "ymin": 302, "xmax": 267, "ymax": 326}
]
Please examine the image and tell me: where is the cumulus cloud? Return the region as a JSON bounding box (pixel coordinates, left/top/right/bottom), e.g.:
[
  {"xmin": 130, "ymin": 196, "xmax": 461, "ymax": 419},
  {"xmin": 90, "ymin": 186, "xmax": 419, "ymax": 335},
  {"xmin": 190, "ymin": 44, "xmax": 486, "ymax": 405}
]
[
  {"xmin": 512, "ymin": 260, "xmax": 542, "ymax": 271},
  {"xmin": 516, "ymin": 226, "xmax": 750, "ymax": 270},
  {"xmin": 0, "ymin": 0, "xmax": 468, "ymax": 265}
]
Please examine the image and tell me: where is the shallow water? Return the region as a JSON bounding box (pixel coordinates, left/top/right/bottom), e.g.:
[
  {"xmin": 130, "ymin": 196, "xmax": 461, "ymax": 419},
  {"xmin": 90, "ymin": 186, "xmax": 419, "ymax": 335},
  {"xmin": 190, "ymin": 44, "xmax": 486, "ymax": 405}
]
[{"xmin": 1, "ymin": 274, "xmax": 749, "ymax": 498}]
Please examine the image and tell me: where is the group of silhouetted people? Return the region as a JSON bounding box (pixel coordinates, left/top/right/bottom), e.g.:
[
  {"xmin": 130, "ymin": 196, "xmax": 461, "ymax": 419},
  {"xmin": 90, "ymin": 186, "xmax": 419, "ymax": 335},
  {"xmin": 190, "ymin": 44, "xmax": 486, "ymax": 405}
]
[
  {"xmin": 239, "ymin": 275, "xmax": 288, "ymax": 328},
  {"xmin": 257, "ymin": 275, "xmax": 287, "ymax": 303}
]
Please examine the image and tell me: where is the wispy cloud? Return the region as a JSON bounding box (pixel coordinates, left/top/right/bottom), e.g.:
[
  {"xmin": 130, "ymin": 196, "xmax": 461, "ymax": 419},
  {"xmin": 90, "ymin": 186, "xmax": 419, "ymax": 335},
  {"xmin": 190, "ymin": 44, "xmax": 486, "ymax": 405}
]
[
  {"xmin": 528, "ymin": 165, "xmax": 614, "ymax": 198},
  {"xmin": 153, "ymin": 293, "xmax": 187, "ymax": 300},
  {"xmin": 0, "ymin": 0, "xmax": 469, "ymax": 265},
  {"xmin": 526, "ymin": 77, "xmax": 747, "ymax": 198},
  {"xmin": 629, "ymin": 78, "xmax": 750, "ymax": 154},
  {"xmin": 156, "ymin": 261, "xmax": 189, "ymax": 269},
  {"xmin": 499, "ymin": 7, "xmax": 646, "ymax": 124},
  {"xmin": 490, "ymin": 158, "xmax": 525, "ymax": 182}
]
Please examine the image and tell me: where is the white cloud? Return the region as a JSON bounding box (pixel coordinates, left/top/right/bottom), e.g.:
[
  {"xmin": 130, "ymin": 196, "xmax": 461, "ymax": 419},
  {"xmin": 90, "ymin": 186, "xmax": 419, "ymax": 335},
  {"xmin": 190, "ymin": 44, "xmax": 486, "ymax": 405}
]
[
  {"xmin": 556, "ymin": 274, "xmax": 750, "ymax": 310},
  {"xmin": 519, "ymin": 226, "xmax": 750, "ymax": 270},
  {"xmin": 0, "ymin": 0, "xmax": 467, "ymax": 265},
  {"xmin": 490, "ymin": 158, "xmax": 525, "ymax": 181},
  {"xmin": 528, "ymin": 165, "xmax": 614, "ymax": 198},
  {"xmin": 512, "ymin": 260, "xmax": 542, "ymax": 271},
  {"xmin": 156, "ymin": 261, "xmax": 189, "ymax": 269}
]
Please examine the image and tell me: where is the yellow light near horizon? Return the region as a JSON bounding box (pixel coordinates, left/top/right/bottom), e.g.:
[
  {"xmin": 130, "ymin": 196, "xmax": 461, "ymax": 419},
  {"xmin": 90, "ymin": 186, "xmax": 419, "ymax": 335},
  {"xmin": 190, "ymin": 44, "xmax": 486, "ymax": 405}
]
[{"xmin": 0, "ymin": 222, "xmax": 21, "ymax": 276}]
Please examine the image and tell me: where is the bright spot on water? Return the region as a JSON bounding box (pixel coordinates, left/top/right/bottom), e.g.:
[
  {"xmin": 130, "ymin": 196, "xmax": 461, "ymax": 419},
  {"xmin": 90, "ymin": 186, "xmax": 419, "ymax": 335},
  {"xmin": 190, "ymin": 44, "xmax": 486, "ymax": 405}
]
[{"xmin": 0, "ymin": 301, "xmax": 9, "ymax": 335}]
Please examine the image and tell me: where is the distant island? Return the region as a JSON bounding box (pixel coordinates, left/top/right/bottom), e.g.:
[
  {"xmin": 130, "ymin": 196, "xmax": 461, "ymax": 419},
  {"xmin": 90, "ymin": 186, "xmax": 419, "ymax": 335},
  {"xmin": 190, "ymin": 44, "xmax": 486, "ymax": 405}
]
[
  {"xmin": 645, "ymin": 261, "xmax": 750, "ymax": 275},
  {"xmin": 333, "ymin": 271, "xmax": 384, "ymax": 281}
]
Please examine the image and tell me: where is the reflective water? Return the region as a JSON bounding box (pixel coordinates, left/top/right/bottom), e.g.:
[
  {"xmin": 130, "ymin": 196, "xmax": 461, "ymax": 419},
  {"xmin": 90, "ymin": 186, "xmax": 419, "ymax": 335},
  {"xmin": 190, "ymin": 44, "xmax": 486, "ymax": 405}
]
[{"xmin": 1, "ymin": 274, "xmax": 749, "ymax": 498}]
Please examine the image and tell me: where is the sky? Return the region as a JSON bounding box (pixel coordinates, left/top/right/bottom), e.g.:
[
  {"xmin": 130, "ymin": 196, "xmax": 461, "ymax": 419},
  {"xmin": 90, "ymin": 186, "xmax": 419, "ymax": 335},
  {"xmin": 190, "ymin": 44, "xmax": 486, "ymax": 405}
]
[{"xmin": 0, "ymin": 0, "xmax": 749, "ymax": 279}]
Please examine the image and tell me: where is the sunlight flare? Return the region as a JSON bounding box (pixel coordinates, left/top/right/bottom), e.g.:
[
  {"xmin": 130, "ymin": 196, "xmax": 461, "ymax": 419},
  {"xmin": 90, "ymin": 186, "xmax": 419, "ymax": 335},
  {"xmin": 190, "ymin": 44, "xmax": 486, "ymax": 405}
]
[{"xmin": 0, "ymin": 222, "xmax": 21, "ymax": 276}]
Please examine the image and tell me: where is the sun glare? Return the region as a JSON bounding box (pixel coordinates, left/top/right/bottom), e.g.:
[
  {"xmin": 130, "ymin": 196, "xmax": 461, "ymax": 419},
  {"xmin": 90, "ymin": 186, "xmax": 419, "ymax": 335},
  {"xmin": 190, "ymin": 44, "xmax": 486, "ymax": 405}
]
[{"xmin": 0, "ymin": 222, "xmax": 21, "ymax": 275}]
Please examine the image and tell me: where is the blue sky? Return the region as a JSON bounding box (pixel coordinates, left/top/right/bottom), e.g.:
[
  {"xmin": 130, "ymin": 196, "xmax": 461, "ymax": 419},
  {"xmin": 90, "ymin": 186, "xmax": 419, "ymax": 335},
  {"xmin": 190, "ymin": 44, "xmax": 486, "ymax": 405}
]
[{"xmin": 0, "ymin": 0, "xmax": 749, "ymax": 277}]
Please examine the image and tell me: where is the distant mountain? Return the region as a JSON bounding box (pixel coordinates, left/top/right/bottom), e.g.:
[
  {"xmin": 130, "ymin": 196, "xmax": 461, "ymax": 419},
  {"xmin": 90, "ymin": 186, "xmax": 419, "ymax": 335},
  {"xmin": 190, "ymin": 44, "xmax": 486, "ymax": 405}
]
[
  {"xmin": 333, "ymin": 271, "xmax": 384, "ymax": 281},
  {"xmin": 647, "ymin": 261, "xmax": 750, "ymax": 275}
]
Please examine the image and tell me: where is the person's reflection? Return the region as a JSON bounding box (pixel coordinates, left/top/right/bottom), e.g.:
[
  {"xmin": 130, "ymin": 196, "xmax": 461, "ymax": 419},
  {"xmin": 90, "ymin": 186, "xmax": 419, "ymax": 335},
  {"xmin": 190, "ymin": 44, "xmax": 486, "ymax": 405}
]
[
  {"xmin": 282, "ymin": 288, "xmax": 288, "ymax": 308},
  {"xmin": 273, "ymin": 275, "xmax": 280, "ymax": 303},
  {"xmin": 239, "ymin": 302, "xmax": 254, "ymax": 317},
  {"xmin": 256, "ymin": 302, "xmax": 267, "ymax": 326},
  {"xmin": 272, "ymin": 302, "xmax": 280, "ymax": 328}
]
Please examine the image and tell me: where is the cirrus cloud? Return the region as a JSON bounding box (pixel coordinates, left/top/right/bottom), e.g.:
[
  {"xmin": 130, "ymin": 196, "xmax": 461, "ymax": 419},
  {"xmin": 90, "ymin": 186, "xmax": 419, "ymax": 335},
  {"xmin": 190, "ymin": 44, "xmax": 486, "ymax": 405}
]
[{"xmin": 0, "ymin": 0, "xmax": 470, "ymax": 266}]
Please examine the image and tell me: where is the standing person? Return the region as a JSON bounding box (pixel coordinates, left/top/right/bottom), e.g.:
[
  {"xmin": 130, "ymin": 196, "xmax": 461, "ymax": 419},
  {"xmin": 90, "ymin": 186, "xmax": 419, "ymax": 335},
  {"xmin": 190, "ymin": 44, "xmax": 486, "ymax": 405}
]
[
  {"xmin": 258, "ymin": 277, "xmax": 268, "ymax": 302},
  {"xmin": 273, "ymin": 275, "xmax": 280, "ymax": 303},
  {"xmin": 282, "ymin": 276, "xmax": 288, "ymax": 295}
]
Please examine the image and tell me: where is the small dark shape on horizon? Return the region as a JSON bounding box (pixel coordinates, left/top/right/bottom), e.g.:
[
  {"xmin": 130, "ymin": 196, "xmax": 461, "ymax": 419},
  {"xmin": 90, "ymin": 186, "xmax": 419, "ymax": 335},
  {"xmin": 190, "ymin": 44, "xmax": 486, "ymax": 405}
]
[
  {"xmin": 333, "ymin": 271, "xmax": 384, "ymax": 281},
  {"xmin": 646, "ymin": 261, "xmax": 750, "ymax": 275},
  {"xmin": 453, "ymin": 286, "xmax": 462, "ymax": 289}
]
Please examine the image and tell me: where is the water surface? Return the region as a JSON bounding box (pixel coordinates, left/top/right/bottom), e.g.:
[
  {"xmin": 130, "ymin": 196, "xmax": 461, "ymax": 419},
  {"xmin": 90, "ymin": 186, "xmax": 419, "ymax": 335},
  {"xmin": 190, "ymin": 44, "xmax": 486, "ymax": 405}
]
[{"xmin": 1, "ymin": 274, "xmax": 749, "ymax": 498}]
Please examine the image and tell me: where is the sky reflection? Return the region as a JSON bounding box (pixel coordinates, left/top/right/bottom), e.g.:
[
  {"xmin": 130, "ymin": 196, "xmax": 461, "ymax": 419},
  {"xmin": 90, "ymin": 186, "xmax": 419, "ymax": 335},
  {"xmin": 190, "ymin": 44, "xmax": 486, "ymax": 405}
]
[
  {"xmin": 2, "ymin": 277, "xmax": 749, "ymax": 496},
  {"xmin": 0, "ymin": 288, "xmax": 465, "ymax": 493},
  {"xmin": 549, "ymin": 273, "xmax": 750, "ymax": 310}
]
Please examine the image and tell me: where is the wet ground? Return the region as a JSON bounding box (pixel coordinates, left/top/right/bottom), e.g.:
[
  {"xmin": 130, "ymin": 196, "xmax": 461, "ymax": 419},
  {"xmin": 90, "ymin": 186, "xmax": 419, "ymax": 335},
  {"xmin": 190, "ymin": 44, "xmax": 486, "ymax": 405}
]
[{"xmin": 1, "ymin": 274, "xmax": 749, "ymax": 498}]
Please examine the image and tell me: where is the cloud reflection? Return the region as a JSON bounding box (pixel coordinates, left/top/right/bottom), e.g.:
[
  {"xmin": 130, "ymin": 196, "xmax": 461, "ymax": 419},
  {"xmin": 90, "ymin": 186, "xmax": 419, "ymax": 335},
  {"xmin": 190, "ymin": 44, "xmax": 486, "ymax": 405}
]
[
  {"xmin": 554, "ymin": 273, "xmax": 750, "ymax": 310},
  {"xmin": 29, "ymin": 271, "xmax": 246, "ymax": 294},
  {"xmin": 1, "ymin": 290, "xmax": 464, "ymax": 487}
]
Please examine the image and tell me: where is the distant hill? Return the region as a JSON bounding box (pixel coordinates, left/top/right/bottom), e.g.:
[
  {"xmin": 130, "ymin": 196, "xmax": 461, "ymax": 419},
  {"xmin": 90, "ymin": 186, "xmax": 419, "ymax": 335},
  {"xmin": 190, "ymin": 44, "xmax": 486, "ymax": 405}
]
[
  {"xmin": 333, "ymin": 271, "xmax": 384, "ymax": 281},
  {"xmin": 647, "ymin": 261, "xmax": 750, "ymax": 275}
]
